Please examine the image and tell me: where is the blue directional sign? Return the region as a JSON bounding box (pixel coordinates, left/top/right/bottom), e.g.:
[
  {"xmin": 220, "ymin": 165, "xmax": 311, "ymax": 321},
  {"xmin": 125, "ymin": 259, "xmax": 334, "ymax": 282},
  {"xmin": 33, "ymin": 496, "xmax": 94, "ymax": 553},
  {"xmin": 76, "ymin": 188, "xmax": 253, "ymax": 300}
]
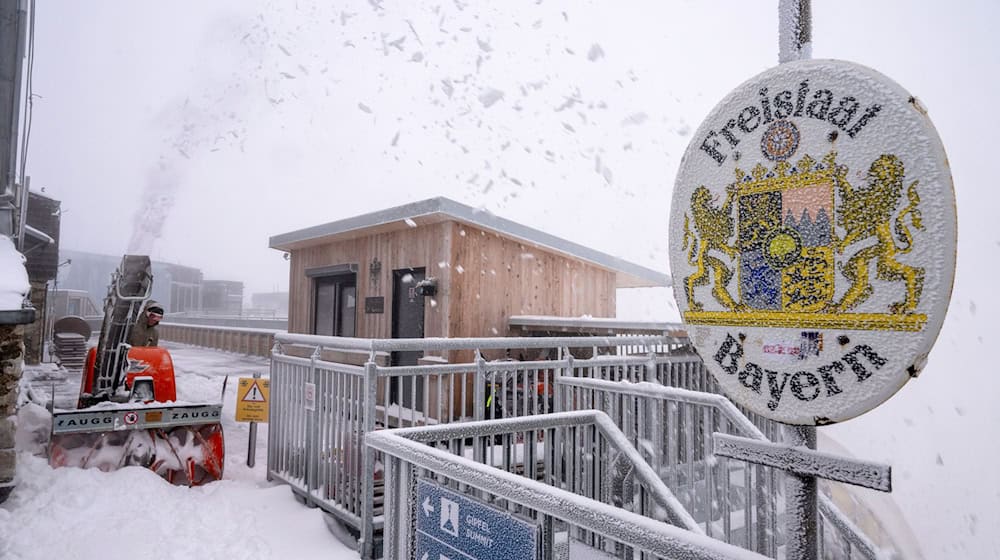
[{"xmin": 414, "ymin": 478, "xmax": 537, "ymax": 560}]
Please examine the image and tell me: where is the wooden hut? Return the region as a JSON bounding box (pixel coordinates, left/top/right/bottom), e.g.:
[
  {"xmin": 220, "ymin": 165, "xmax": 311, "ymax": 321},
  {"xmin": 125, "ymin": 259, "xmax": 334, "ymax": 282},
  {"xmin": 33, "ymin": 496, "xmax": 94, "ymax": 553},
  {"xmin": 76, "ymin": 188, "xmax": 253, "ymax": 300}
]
[{"xmin": 269, "ymin": 197, "xmax": 668, "ymax": 364}]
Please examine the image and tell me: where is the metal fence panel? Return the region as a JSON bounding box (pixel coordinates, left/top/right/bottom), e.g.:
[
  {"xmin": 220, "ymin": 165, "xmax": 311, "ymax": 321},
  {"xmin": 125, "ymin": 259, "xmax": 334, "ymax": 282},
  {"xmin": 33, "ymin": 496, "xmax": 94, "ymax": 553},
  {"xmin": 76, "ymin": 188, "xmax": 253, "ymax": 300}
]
[
  {"xmin": 267, "ymin": 333, "xmax": 883, "ymax": 560},
  {"xmin": 267, "ymin": 353, "xmax": 312, "ymax": 495},
  {"xmin": 368, "ymin": 412, "xmax": 770, "ymax": 560},
  {"xmin": 554, "ymin": 375, "xmax": 883, "ymax": 559}
]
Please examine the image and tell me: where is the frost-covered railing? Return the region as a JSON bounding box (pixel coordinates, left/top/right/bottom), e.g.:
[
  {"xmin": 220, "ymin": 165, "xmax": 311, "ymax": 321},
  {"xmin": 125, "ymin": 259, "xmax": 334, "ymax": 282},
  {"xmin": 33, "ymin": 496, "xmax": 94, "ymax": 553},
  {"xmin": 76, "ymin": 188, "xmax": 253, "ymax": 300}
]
[
  {"xmin": 267, "ymin": 332, "xmax": 883, "ymax": 560},
  {"xmin": 554, "ymin": 376, "xmax": 886, "ymax": 559},
  {"xmin": 159, "ymin": 322, "xmax": 279, "ymax": 357},
  {"xmin": 367, "ymin": 410, "xmax": 771, "ymax": 560},
  {"xmin": 268, "ymin": 333, "xmax": 684, "ymax": 559}
]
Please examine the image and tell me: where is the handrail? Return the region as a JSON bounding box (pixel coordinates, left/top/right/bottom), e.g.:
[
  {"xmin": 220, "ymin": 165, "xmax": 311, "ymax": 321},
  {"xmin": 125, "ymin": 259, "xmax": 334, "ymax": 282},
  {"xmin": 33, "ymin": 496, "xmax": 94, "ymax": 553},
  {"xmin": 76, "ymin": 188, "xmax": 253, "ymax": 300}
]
[
  {"xmin": 275, "ymin": 332, "xmax": 674, "ymax": 352},
  {"xmin": 374, "ymin": 410, "xmax": 701, "ymax": 533},
  {"xmin": 160, "ymin": 322, "xmax": 282, "ymax": 336},
  {"xmin": 559, "ymin": 377, "xmax": 764, "ymax": 437},
  {"xmin": 556, "ymin": 376, "xmax": 886, "ymax": 560},
  {"xmin": 367, "ymin": 411, "xmax": 771, "ymax": 560}
]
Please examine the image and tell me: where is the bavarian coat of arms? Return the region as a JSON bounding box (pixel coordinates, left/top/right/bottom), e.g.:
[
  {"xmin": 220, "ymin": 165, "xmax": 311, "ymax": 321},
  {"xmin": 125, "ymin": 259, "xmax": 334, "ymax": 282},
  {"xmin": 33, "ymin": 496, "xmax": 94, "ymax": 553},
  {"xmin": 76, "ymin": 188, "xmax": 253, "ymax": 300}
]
[{"xmin": 682, "ymin": 150, "xmax": 926, "ymax": 332}]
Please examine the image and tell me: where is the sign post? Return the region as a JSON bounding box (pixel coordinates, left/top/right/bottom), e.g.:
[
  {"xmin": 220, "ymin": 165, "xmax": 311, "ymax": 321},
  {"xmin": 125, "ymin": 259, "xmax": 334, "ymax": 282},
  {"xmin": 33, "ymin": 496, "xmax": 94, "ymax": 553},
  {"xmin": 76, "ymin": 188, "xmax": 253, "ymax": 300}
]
[
  {"xmin": 669, "ymin": 2, "xmax": 955, "ymax": 558},
  {"xmin": 671, "ymin": 19, "xmax": 955, "ymax": 427},
  {"xmin": 235, "ymin": 373, "xmax": 270, "ymax": 468},
  {"xmin": 414, "ymin": 479, "xmax": 537, "ymax": 560}
]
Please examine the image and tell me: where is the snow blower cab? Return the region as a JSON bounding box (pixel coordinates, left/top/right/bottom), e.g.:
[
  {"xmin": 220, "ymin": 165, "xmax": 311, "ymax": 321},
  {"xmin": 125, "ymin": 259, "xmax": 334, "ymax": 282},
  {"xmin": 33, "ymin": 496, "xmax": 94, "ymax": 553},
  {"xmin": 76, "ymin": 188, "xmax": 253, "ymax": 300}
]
[{"xmin": 48, "ymin": 255, "xmax": 225, "ymax": 485}]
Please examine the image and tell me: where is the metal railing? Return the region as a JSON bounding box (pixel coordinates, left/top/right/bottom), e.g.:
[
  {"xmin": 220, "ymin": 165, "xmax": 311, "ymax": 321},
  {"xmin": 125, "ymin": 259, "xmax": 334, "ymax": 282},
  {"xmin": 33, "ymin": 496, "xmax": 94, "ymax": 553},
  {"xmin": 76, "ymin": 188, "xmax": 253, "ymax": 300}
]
[
  {"xmin": 554, "ymin": 376, "xmax": 885, "ymax": 559},
  {"xmin": 367, "ymin": 410, "xmax": 771, "ymax": 560},
  {"xmin": 269, "ymin": 333, "xmax": 684, "ymax": 558},
  {"xmin": 267, "ymin": 332, "xmax": 887, "ymax": 559},
  {"xmin": 159, "ymin": 322, "xmax": 279, "ymax": 357}
]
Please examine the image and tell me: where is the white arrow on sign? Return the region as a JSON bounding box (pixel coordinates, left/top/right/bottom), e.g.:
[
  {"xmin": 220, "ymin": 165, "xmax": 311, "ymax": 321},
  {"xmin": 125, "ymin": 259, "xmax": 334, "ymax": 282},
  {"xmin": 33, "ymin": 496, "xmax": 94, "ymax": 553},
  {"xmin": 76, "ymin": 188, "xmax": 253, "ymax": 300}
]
[{"xmin": 422, "ymin": 496, "xmax": 434, "ymax": 517}]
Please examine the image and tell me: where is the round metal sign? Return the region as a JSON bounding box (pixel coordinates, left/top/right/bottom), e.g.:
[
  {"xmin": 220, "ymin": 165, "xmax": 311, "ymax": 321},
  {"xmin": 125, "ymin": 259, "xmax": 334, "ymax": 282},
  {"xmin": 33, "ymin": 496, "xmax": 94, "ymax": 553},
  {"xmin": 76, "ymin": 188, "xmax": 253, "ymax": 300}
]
[{"xmin": 670, "ymin": 59, "xmax": 956, "ymax": 425}]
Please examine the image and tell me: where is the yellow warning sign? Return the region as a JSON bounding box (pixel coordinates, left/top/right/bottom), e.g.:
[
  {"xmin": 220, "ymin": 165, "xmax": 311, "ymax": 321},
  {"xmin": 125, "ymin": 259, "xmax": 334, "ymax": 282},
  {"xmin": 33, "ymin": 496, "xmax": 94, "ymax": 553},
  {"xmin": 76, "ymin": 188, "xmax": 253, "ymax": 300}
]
[{"xmin": 235, "ymin": 377, "xmax": 270, "ymax": 423}]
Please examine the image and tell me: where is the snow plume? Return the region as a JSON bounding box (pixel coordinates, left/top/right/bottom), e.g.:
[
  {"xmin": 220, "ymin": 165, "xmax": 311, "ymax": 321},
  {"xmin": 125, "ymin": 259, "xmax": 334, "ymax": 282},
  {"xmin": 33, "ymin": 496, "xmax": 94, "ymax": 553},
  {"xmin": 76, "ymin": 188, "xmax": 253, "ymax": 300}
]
[
  {"xmin": 127, "ymin": 156, "xmax": 181, "ymax": 254},
  {"xmin": 127, "ymin": 11, "xmax": 267, "ymax": 255}
]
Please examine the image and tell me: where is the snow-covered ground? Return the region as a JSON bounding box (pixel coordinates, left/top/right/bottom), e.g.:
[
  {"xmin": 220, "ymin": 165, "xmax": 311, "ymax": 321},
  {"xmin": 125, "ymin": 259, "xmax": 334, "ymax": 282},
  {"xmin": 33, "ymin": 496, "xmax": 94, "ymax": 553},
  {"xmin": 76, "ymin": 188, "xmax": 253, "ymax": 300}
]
[
  {"xmin": 1, "ymin": 342, "xmax": 355, "ymax": 560},
  {"xmin": 0, "ymin": 337, "xmax": 976, "ymax": 560}
]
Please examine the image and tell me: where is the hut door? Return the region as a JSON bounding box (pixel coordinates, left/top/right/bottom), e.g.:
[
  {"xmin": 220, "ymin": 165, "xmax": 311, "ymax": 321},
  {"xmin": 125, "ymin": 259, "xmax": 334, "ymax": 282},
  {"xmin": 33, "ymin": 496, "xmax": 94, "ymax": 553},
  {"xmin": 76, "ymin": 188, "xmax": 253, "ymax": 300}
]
[{"xmin": 391, "ymin": 268, "xmax": 425, "ymax": 407}]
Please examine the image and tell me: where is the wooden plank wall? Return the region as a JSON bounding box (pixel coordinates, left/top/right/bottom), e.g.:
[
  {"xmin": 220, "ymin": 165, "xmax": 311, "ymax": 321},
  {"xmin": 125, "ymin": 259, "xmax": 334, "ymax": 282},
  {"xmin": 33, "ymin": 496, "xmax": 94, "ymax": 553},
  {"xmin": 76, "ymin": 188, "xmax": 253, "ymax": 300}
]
[
  {"xmin": 447, "ymin": 221, "xmax": 616, "ymax": 344},
  {"xmin": 287, "ymin": 222, "xmax": 452, "ymax": 339}
]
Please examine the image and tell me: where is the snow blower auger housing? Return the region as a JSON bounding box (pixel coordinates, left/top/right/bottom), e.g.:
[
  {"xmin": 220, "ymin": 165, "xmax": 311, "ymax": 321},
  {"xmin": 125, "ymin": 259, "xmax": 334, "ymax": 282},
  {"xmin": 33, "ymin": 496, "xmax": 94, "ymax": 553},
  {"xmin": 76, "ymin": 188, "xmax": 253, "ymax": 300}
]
[{"xmin": 48, "ymin": 255, "xmax": 225, "ymax": 486}]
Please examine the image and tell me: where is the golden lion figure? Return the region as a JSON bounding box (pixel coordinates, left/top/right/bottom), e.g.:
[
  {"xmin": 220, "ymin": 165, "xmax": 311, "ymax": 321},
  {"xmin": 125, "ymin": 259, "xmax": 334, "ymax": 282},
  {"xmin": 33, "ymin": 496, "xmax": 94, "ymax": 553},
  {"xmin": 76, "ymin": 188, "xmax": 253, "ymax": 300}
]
[
  {"xmin": 683, "ymin": 185, "xmax": 741, "ymax": 311},
  {"xmin": 833, "ymin": 154, "xmax": 925, "ymax": 314}
]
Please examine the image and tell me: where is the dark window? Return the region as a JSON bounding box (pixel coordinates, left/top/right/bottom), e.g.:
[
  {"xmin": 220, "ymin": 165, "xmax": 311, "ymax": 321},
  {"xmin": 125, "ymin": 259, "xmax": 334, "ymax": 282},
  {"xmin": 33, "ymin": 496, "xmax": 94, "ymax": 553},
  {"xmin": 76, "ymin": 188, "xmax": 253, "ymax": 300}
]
[{"xmin": 313, "ymin": 273, "xmax": 357, "ymax": 336}]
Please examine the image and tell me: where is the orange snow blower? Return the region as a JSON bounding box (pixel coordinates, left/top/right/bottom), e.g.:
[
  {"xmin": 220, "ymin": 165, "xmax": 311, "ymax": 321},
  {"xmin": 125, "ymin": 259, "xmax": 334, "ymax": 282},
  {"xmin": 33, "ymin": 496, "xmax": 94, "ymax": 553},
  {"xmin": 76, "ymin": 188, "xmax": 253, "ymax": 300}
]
[{"xmin": 48, "ymin": 255, "xmax": 224, "ymax": 486}]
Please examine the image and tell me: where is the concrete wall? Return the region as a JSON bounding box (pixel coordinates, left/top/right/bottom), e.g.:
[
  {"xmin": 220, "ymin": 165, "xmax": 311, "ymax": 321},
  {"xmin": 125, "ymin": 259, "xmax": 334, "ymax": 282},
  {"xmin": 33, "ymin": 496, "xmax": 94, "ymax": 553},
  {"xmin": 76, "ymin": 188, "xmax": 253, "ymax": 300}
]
[{"xmin": 0, "ymin": 325, "xmax": 24, "ymax": 503}]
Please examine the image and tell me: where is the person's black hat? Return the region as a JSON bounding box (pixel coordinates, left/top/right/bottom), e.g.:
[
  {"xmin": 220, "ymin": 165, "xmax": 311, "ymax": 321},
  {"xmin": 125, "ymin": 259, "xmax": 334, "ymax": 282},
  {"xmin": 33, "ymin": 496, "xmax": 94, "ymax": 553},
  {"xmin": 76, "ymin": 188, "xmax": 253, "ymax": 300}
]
[{"xmin": 147, "ymin": 305, "xmax": 165, "ymax": 315}]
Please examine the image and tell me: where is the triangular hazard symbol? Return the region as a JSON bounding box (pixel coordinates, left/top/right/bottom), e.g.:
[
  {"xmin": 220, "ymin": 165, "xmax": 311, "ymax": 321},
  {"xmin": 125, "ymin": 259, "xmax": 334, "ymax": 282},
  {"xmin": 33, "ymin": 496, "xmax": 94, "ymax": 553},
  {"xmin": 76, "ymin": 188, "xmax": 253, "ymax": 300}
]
[{"xmin": 242, "ymin": 381, "xmax": 266, "ymax": 402}]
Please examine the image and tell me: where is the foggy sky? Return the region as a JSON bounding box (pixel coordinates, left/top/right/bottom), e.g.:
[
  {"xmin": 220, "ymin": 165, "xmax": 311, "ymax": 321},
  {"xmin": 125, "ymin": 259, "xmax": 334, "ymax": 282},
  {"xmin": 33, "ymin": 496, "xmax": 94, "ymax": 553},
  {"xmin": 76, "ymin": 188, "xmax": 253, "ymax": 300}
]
[{"xmin": 25, "ymin": 2, "xmax": 997, "ymax": 307}]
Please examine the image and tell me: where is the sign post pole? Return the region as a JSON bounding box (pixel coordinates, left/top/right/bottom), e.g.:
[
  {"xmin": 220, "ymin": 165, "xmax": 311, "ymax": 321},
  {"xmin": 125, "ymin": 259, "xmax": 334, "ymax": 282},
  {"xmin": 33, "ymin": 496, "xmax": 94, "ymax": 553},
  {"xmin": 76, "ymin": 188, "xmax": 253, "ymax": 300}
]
[
  {"xmin": 713, "ymin": 431, "xmax": 892, "ymax": 560},
  {"xmin": 779, "ymin": 3, "xmax": 817, "ymax": 559},
  {"xmin": 670, "ymin": 0, "xmax": 955, "ymax": 558},
  {"xmin": 783, "ymin": 425, "xmax": 817, "ymax": 560},
  {"xmin": 778, "ymin": 0, "xmax": 812, "ymax": 63},
  {"xmin": 671, "ymin": 0, "xmax": 957, "ymax": 553},
  {"xmin": 247, "ymin": 372, "xmax": 260, "ymax": 468},
  {"xmin": 235, "ymin": 373, "xmax": 269, "ymax": 467}
]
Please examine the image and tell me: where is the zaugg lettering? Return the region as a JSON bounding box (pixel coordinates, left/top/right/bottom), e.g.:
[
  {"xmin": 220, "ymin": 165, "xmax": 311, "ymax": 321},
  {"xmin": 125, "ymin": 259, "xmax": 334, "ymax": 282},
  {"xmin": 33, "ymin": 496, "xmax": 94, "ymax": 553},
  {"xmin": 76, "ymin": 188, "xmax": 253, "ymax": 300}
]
[
  {"xmin": 699, "ymin": 80, "xmax": 881, "ymax": 165},
  {"xmin": 171, "ymin": 410, "xmax": 221, "ymax": 420},
  {"xmin": 57, "ymin": 416, "xmax": 114, "ymax": 427},
  {"xmin": 713, "ymin": 333, "xmax": 886, "ymax": 411}
]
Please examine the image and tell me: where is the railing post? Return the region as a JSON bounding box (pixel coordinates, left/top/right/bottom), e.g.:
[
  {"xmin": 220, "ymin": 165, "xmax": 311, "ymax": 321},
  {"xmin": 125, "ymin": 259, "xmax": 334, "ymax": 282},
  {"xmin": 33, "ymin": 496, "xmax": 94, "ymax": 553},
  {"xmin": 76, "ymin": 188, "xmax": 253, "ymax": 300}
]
[
  {"xmin": 540, "ymin": 514, "xmax": 555, "ymax": 560},
  {"xmin": 552, "ymin": 350, "xmax": 564, "ymax": 414},
  {"xmin": 383, "ymin": 455, "xmax": 402, "ymax": 559},
  {"xmin": 472, "ymin": 350, "xmax": 487, "ymax": 472},
  {"xmin": 473, "ymin": 350, "xmax": 486, "ymax": 421},
  {"xmin": 645, "ymin": 346, "xmax": 657, "ymax": 383},
  {"xmin": 360, "ymin": 357, "xmax": 378, "ymax": 560},
  {"xmin": 305, "ymin": 346, "xmax": 320, "ymax": 508},
  {"xmin": 267, "ymin": 338, "xmax": 282, "ymax": 482}
]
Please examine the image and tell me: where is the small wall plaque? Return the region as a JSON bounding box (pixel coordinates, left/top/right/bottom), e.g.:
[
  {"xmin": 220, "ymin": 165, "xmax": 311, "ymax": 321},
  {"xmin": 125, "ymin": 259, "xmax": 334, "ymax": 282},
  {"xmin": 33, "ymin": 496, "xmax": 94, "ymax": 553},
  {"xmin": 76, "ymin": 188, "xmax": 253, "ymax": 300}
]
[{"xmin": 365, "ymin": 296, "xmax": 385, "ymax": 314}]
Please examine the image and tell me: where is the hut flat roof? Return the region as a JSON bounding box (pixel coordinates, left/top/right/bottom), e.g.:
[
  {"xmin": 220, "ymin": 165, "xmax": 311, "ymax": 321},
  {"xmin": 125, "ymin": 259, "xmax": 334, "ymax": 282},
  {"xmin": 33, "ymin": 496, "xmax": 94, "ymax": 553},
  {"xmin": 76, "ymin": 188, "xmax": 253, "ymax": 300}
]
[{"xmin": 269, "ymin": 197, "xmax": 669, "ymax": 288}]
